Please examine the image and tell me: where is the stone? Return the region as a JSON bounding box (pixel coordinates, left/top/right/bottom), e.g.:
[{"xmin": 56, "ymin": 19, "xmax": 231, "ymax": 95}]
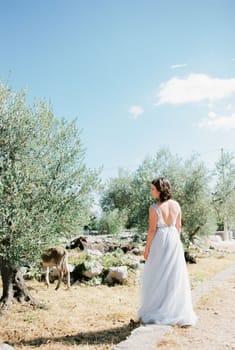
[
  {"xmin": 0, "ymin": 344, "xmax": 15, "ymax": 350},
  {"xmin": 82, "ymin": 261, "xmax": 103, "ymax": 278},
  {"xmin": 105, "ymin": 266, "xmax": 128, "ymax": 284}
]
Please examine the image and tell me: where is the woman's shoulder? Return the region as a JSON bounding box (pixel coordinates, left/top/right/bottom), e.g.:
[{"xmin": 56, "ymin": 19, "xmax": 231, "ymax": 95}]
[
  {"xmin": 149, "ymin": 203, "xmax": 157, "ymax": 210},
  {"xmin": 169, "ymin": 199, "xmax": 181, "ymax": 209},
  {"xmin": 149, "ymin": 203, "xmax": 159, "ymax": 214}
]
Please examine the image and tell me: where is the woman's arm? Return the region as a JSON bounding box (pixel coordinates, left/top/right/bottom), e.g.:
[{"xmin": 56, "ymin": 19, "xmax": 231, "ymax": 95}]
[
  {"xmin": 175, "ymin": 205, "xmax": 182, "ymax": 234},
  {"xmin": 144, "ymin": 206, "xmax": 157, "ymax": 260}
]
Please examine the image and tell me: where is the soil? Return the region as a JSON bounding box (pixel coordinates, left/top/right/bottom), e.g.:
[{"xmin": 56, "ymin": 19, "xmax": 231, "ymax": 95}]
[{"xmin": 0, "ymin": 240, "xmax": 234, "ymax": 350}]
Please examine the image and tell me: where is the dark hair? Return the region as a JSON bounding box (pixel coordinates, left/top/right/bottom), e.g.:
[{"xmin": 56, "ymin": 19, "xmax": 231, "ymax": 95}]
[{"xmin": 152, "ymin": 177, "xmax": 172, "ymax": 202}]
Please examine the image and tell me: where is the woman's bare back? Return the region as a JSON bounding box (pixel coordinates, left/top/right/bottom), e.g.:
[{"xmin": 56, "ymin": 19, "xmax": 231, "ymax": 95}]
[{"xmin": 157, "ymin": 199, "xmax": 181, "ymax": 229}]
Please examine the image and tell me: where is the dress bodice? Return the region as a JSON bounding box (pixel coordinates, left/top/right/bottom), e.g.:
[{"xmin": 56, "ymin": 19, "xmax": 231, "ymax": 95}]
[{"xmin": 153, "ymin": 204, "xmax": 178, "ymax": 228}]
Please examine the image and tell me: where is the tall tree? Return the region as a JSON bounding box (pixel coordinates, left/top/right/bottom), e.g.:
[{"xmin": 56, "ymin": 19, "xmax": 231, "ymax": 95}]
[
  {"xmin": 100, "ymin": 169, "xmax": 133, "ymax": 231},
  {"xmin": 100, "ymin": 148, "xmax": 214, "ymax": 242},
  {"xmin": 0, "ymin": 82, "xmax": 100, "ymax": 312},
  {"xmin": 178, "ymin": 154, "xmax": 215, "ymax": 245},
  {"xmin": 212, "ymin": 149, "xmax": 235, "ymax": 238},
  {"xmin": 129, "ymin": 148, "xmax": 184, "ymax": 231}
]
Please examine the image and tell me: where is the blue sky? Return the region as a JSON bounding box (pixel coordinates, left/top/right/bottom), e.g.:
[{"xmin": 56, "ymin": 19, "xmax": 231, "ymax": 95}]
[{"xmin": 1, "ymin": 0, "xmax": 235, "ymax": 181}]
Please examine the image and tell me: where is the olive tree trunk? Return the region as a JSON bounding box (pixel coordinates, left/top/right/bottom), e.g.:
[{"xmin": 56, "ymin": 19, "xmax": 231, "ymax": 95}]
[{"xmin": 0, "ymin": 259, "xmax": 43, "ymax": 314}]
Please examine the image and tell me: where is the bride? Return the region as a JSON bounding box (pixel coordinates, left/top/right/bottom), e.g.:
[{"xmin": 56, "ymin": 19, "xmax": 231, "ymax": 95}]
[{"xmin": 138, "ymin": 177, "xmax": 197, "ymax": 327}]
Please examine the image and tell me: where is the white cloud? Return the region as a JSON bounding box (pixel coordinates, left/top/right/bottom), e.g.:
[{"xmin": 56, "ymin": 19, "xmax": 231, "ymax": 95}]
[
  {"xmin": 208, "ymin": 111, "xmax": 217, "ymax": 119},
  {"xmin": 157, "ymin": 74, "xmax": 235, "ymax": 105},
  {"xmin": 170, "ymin": 63, "xmax": 187, "ymax": 69},
  {"xmin": 208, "ymin": 102, "xmax": 215, "ymax": 109},
  {"xmin": 128, "ymin": 105, "xmax": 144, "ymax": 119},
  {"xmin": 199, "ymin": 112, "xmax": 235, "ymax": 131},
  {"xmin": 226, "ymin": 103, "xmax": 232, "ymax": 111}
]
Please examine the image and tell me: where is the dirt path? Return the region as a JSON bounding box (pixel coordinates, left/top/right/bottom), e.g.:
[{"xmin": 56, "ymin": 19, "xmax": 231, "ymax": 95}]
[{"xmin": 157, "ymin": 264, "xmax": 235, "ymax": 350}]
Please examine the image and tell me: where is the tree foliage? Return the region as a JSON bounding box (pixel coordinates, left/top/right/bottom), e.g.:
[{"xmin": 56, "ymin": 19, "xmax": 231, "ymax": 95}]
[
  {"xmin": 99, "ymin": 169, "xmax": 132, "ymax": 233},
  {"xmin": 100, "ymin": 169, "xmax": 133, "ymax": 213},
  {"xmin": 100, "ymin": 148, "xmax": 215, "ymax": 241},
  {"xmin": 212, "ymin": 149, "xmax": 235, "ymax": 231},
  {"xmin": 177, "ymin": 155, "xmax": 215, "ymax": 242},
  {"xmin": 0, "ymin": 82, "xmax": 100, "ymax": 268},
  {"xmin": 128, "ymin": 148, "xmax": 184, "ymax": 231}
]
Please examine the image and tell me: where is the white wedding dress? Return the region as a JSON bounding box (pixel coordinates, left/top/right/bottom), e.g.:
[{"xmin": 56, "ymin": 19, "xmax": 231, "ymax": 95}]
[{"xmin": 138, "ymin": 204, "xmax": 197, "ymax": 326}]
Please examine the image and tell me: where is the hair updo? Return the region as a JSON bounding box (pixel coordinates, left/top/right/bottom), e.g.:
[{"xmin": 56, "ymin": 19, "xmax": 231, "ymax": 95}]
[{"xmin": 152, "ymin": 177, "xmax": 172, "ymax": 202}]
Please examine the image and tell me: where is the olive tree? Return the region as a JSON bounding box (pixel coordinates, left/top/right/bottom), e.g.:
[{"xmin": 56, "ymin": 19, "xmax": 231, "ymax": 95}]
[
  {"xmin": 101, "ymin": 148, "xmax": 214, "ymax": 243},
  {"xmin": 178, "ymin": 155, "xmax": 215, "ymax": 246},
  {"xmin": 100, "ymin": 149, "xmax": 182, "ymax": 231},
  {"xmin": 0, "ymin": 82, "xmax": 100, "ymax": 312},
  {"xmin": 128, "ymin": 148, "xmax": 184, "ymax": 231},
  {"xmin": 212, "ymin": 149, "xmax": 235, "ymax": 237},
  {"xmin": 100, "ymin": 169, "xmax": 133, "ymax": 231}
]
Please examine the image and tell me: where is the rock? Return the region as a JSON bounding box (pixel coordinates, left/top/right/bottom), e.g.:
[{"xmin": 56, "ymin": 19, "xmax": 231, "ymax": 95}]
[
  {"xmin": 126, "ymin": 255, "xmax": 140, "ymax": 269},
  {"xmin": 112, "ymin": 325, "xmax": 172, "ymax": 350},
  {"xmin": 105, "ymin": 266, "xmax": 128, "ymax": 284},
  {"xmin": 86, "ymin": 249, "xmax": 103, "ymax": 257},
  {"xmin": 0, "ymin": 344, "xmax": 15, "ymax": 350},
  {"xmin": 82, "ymin": 261, "xmax": 103, "ymax": 278}
]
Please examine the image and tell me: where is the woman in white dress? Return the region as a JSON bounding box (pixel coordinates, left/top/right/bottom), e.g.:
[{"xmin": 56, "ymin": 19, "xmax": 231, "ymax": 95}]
[{"xmin": 138, "ymin": 177, "xmax": 197, "ymax": 326}]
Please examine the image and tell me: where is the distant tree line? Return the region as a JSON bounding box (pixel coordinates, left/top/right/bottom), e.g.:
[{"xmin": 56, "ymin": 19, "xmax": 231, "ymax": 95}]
[{"xmin": 97, "ymin": 149, "xmax": 235, "ymax": 241}]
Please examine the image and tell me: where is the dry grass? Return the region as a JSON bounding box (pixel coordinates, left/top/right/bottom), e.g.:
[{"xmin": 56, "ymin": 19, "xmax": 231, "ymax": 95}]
[
  {"xmin": 0, "ymin": 250, "xmax": 234, "ymax": 350},
  {"xmin": 0, "ymin": 281, "xmax": 139, "ymax": 350},
  {"xmin": 188, "ymin": 252, "xmax": 235, "ymax": 287}
]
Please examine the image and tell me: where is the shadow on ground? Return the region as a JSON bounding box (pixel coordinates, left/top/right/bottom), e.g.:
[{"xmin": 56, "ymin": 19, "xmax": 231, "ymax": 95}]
[{"xmin": 11, "ymin": 323, "xmax": 138, "ymax": 348}]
